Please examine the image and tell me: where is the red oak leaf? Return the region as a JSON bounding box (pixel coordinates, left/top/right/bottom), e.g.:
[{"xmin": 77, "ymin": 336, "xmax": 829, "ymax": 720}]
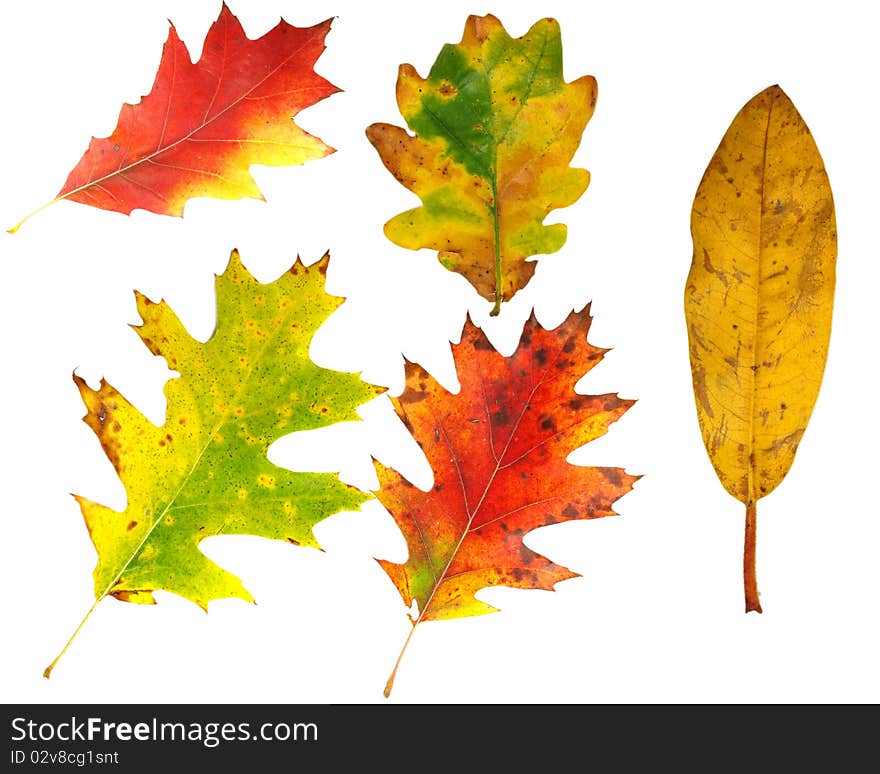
[
  {"xmin": 376, "ymin": 309, "xmax": 637, "ymax": 695},
  {"xmin": 11, "ymin": 4, "xmax": 338, "ymax": 231}
]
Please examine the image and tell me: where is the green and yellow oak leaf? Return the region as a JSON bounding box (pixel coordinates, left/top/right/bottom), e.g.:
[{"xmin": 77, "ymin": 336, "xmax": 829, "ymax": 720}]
[
  {"xmin": 46, "ymin": 250, "xmax": 382, "ymax": 676},
  {"xmin": 367, "ymin": 14, "xmax": 596, "ymax": 315}
]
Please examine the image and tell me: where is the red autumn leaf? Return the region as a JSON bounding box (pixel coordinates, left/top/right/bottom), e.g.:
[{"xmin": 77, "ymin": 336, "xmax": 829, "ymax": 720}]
[
  {"xmin": 10, "ymin": 3, "xmax": 338, "ymax": 232},
  {"xmin": 375, "ymin": 309, "xmax": 637, "ymax": 696}
]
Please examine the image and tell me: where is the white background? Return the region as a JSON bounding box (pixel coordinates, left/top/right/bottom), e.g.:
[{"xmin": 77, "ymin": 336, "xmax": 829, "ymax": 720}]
[{"xmin": 1, "ymin": 0, "xmax": 877, "ymax": 704}]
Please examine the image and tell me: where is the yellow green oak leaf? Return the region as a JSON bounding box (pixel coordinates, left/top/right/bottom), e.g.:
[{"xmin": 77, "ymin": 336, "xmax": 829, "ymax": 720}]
[
  {"xmin": 367, "ymin": 14, "xmax": 596, "ymax": 315},
  {"xmin": 46, "ymin": 250, "xmax": 383, "ymax": 677}
]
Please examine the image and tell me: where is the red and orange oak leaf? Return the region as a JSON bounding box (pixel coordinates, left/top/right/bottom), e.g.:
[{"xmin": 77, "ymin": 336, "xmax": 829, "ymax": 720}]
[
  {"xmin": 10, "ymin": 4, "xmax": 338, "ymax": 232},
  {"xmin": 375, "ymin": 310, "xmax": 637, "ymax": 696}
]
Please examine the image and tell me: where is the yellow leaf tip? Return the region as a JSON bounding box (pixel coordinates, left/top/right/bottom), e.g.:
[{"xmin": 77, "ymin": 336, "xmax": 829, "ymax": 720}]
[
  {"xmin": 132, "ymin": 288, "xmax": 154, "ymax": 309},
  {"xmin": 466, "ymin": 12, "xmax": 502, "ymax": 29},
  {"xmin": 751, "ymin": 84, "xmax": 791, "ymax": 108},
  {"xmin": 308, "ymin": 251, "xmax": 332, "ymax": 277},
  {"xmin": 223, "ymin": 247, "xmax": 249, "ymax": 277},
  {"xmin": 398, "ymin": 63, "xmax": 426, "ymax": 89}
]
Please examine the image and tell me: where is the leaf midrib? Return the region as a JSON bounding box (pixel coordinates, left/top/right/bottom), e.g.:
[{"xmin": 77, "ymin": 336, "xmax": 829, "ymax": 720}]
[
  {"xmin": 420, "ymin": 27, "xmax": 551, "ymax": 309},
  {"xmin": 746, "ymin": 95, "xmax": 775, "ymax": 506},
  {"xmin": 410, "ymin": 331, "xmax": 568, "ymax": 623}
]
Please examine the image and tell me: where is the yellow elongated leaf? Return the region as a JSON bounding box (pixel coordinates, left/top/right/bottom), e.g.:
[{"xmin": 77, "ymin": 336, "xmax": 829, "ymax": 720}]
[{"xmin": 685, "ymin": 85, "xmax": 836, "ymax": 612}]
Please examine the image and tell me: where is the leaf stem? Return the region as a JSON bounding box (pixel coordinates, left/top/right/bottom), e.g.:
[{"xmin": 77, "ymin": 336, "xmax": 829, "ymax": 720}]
[
  {"xmin": 490, "ymin": 176, "xmax": 502, "ymax": 316},
  {"xmin": 7, "ymin": 199, "xmax": 57, "ymax": 234},
  {"xmin": 383, "ymin": 621, "xmax": 418, "ymax": 698},
  {"xmin": 744, "ymin": 501, "xmax": 762, "ymax": 613},
  {"xmin": 43, "ymin": 597, "xmax": 102, "ymax": 678}
]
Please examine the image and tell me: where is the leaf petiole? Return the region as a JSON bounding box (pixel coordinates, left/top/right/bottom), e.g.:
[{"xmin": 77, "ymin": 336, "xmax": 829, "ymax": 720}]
[
  {"xmin": 490, "ymin": 176, "xmax": 502, "ymax": 317},
  {"xmin": 744, "ymin": 502, "xmax": 762, "ymax": 613},
  {"xmin": 43, "ymin": 597, "xmax": 102, "ymax": 678},
  {"xmin": 7, "ymin": 199, "xmax": 57, "ymax": 234},
  {"xmin": 384, "ymin": 622, "xmax": 418, "ymax": 698}
]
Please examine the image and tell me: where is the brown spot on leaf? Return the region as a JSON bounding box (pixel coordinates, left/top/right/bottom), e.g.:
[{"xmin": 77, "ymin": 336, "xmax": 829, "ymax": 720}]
[
  {"xmin": 438, "ymin": 81, "xmax": 457, "ymax": 97},
  {"xmin": 692, "ymin": 365, "xmax": 714, "ymax": 418},
  {"xmin": 400, "ymin": 389, "xmax": 428, "ymax": 404},
  {"xmin": 471, "ymin": 334, "xmax": 494, "ymax": 351},
  {"xmin": 400, "ymin": 413, "xmax": 415, "ymax": 433},
  {"xmin": 603, "ymin": 395, "xmax": 623, "ymax": 411},
  {"xmin": 492, "ymin": 408, "xmax": 511, "ymax": 426},
  {"xmin": 767, "ymin": 429, "xmax": 804, "ymax": 453},
  {"xmin": 604, "ymin": 468, "xmax": 623, "ymax": 487}
]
